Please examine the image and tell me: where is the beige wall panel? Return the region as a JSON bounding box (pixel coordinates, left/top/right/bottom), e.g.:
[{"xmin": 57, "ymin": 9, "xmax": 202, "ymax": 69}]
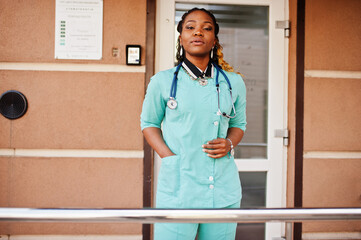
[
  {"xmin": 6, "ymin": 157, "xmax": 142, "ymax": 208},
  {"xmin": 304, "ymin": 78, "xmax": 361, "ymax": 151},
  {"xmin": 1, "ymin": 222, "xmax": 141, "ymax": 235},
  {"xmin": 0, "ymin": 71, "xmax": 144, "ymax": 150},
  {"xmin": 303, "ymin": 158, "xmax": 361, "ymax": 231},
  {"xmin": 305, "ymin": 0, "xmax": 361, "ymax": 71},
  {"xmin": 0, "ymin": 116, "xmax": 11, "ymax": 148},
  {"xmin": 303, "ymin": 221, "xmax": 361, "ymax": 234},
  {"xmin": 0, "ymin": 156, "xmax": 143, "ymax": 235},
  {"xmin": 103, "ymin": 0, "xmax": 146, "ymax": 65},
  {"xmin": 0, "ymin": 0, "xmax": 146, "ymax": 64},
  {"xmin": 0, "ymin": 157, "xmax": 10, "ymax": 207}
]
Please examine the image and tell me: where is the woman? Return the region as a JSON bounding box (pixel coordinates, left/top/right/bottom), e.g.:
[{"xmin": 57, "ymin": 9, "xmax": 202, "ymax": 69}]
[{"xmin": 141, "ymin": 8, "xmax": 247, "ymax": 240}]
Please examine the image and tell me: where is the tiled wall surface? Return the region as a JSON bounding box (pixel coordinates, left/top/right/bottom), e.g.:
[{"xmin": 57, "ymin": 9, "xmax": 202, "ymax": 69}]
[
  {"xmin": 302, "ymin": 0, "xmax": 361, "ymax": 233},
  {"xmin": 0, "ymin": 0, "xmax": 147, "ymax": 235}
]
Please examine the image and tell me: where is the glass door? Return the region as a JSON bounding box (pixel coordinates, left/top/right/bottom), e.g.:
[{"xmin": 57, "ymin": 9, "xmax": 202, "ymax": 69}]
[{"xmin": 156, "ymin": 1, "xmax": 288, "ymax": 239}]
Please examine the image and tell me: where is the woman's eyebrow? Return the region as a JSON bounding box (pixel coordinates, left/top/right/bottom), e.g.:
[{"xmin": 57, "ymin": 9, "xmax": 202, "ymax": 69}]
[{"xmin": 185, "ymin": 20, "xmax": 213, "ymax": 24}]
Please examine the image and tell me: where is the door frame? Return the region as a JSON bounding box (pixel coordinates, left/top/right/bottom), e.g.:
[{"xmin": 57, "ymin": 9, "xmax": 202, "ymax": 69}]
[{"xmin": 154, "ymin": 0, "xmax": 289, "ymax": 239}]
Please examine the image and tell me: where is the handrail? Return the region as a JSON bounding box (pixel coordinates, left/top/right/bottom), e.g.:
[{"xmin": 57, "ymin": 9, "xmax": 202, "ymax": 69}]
[{"xmin": 1, "ymin": 208, "xmax": 360, "ymax": 223}]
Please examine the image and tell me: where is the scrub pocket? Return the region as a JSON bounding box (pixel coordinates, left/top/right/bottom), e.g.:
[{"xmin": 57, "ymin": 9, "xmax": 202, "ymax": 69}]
[{"xmin": 157, "ymin": 155, "xmax": 180, "ymax": 194}]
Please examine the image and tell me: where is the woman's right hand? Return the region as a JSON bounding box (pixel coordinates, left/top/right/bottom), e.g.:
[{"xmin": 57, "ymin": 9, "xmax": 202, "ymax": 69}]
[
  {"xmin": 202, "ymin": 138, "xmax": 230, "ymax": 159},
  {"xmin": 143, "ymin": 127, "xmax": 175, "ymax": 158}
]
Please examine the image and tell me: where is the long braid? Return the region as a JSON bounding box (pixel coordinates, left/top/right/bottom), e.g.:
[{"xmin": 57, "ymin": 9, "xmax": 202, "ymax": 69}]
[
  {"xmin": 213, "ymin": 39, "xmax": 235, "ymax": 73},
  {"xmin": 176, "ymin": 38, "xmax": 184, "ymax": 64}
]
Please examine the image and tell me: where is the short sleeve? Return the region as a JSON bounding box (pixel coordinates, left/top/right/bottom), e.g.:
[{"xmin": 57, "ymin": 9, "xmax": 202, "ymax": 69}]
[
  {"xmin": 140, "ymin": 76, "xmax": 166, "ymax": 130},
  {"xmin": 228, "ymin": 75, "xmax": 247, "ymax": 131}
]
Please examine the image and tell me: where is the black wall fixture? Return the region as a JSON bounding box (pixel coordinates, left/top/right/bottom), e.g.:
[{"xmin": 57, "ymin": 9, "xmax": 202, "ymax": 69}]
[{"xmin": 0, "ymin": 90, "xmax": 28, "ymax": 120}]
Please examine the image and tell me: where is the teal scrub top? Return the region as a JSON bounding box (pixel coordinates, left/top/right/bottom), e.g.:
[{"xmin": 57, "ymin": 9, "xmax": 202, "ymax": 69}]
[{"xmin": 141, "ymin": 66, "xmax": 247, "ymax": 208}]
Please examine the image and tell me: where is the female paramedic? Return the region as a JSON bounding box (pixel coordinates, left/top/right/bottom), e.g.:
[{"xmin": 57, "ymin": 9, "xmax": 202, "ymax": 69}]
[{"xmin": 140, "ymin": 8, "xmax": 247, "ymax": 240}]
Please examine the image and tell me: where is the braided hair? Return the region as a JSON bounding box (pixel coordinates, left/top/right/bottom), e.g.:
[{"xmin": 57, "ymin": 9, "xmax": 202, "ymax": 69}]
[{"xmin": 176, "ymin": 8, "xmax": 238, "ymax": 74}]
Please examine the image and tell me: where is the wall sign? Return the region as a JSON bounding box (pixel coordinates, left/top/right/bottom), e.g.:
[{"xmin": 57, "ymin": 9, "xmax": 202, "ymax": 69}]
[
  {"xmin": 126, "ymin": 45, "xmax": 141, "ymax": 65},
  {"xmin": 55, "ymin": 0, "xmax": 103, "ymax": 60}
]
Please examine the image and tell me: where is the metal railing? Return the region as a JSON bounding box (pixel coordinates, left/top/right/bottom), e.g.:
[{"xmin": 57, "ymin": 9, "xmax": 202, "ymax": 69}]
[{"xmin": 1, "ymin": 208, "xmax": 361, "ymax": 240}]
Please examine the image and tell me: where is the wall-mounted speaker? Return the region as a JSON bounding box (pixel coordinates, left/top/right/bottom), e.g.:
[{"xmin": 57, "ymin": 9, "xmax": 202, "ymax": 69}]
[{"xmin": 0, "ymin": 90, "xmax": 28, "ymax": 120}]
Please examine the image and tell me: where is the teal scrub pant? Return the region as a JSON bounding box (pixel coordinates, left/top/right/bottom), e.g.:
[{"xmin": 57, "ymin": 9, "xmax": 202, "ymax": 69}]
[{"xmin": 154, "ymin": 201, "xmax": 240, "ymax": 240}]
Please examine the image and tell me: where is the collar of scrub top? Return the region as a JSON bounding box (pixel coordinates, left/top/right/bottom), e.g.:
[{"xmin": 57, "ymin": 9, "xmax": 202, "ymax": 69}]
[
  {"xmin": 182, "ymin": 57, "xmax": 213, "ymax": 79},
  {"xmin": 169, "ymin": 61, "xmax": 237, "ymax": 118}
]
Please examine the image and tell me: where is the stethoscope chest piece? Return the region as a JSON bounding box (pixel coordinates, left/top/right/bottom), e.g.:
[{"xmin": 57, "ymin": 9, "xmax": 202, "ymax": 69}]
[{"xmin": 167, "ymin": 98, "xmax": 177, "ymax": 109}]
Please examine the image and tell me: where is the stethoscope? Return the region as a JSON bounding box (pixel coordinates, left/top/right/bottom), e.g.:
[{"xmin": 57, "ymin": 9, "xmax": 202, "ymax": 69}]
[{"xmin": 167, "ymin": 62, "xmax": 237, "ymax": 118}]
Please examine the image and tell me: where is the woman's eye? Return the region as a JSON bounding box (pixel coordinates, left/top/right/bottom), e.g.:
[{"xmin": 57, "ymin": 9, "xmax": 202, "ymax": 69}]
[
  {"xmin": 185, "ymin": 26, "xmax": 194, "ymax": 30},
  {"xmin": 204, "ymin": 27, "xmax": 213, "ymax": 31}
]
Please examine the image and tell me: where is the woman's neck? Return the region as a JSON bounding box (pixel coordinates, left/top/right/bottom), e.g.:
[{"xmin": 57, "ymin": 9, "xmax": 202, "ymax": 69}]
[{"xmin": 185, "ymin": 55, "xmax": 210, "ymax": 72}]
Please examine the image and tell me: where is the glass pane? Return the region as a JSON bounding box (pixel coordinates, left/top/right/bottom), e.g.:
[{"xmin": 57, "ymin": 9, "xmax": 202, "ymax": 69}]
[
  {"xmin": 237, "ymin": 172, "xmax": 266, "ymax": 240},
  {"xmin": 239, "ymin": 172, "xmax": 266, "ymax": 208},
  {"xmin": 175, "ymin": 4, "xmax": 269, "ymax": 159},
  {"xmin": 236, "ymin": 223, "xmax": 265, "ymax": 240}
]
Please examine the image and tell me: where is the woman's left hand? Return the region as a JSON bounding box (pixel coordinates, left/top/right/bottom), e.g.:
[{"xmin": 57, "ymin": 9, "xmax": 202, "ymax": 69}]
[{"xmin": 202, "ymin": 138, "xmax": 230, "ymax": 159}]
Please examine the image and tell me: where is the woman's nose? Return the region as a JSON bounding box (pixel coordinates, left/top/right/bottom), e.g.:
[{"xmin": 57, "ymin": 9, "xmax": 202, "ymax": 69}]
[{"xmin": 194, "ymin": 28, "xmax": 203, "ymax": 36}]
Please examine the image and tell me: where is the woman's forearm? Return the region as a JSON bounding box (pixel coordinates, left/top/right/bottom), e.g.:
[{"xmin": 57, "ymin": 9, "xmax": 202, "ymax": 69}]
[
  {"xmin": 143, "ymin": 127, "xmax": 175, "ymax": 158},
  {"xmin": 226, "ymin": 127, "xmax": 244, "ymax": 147}
]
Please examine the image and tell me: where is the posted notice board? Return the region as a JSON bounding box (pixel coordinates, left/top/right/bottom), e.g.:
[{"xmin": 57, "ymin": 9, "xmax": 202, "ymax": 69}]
[{"xmin": 55, "ymin": 0, "xmax": 103, "ymax": 60}]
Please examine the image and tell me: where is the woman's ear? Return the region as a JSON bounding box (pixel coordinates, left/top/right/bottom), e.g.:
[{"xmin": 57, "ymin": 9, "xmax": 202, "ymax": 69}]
[{"xmin": 179, "ymin": 35, "xmax": 183, "ymax": 46}]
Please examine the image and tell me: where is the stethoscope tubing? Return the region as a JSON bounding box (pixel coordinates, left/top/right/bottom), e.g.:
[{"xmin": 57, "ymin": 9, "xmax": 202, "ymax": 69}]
[
  {"xmin": 168, "ymin": 61, "xmax": 236, "ymax": 118},
  {"xmin": 214, "ymin": 63, "xmax": 232, "ymax": 89},
  {"xmin": 170, "ymin": 62, "xmax": 232, "ymax": 98},
  {"xmin": 170, "ymin": 63, "xmax": 182, "ymax": 99}
]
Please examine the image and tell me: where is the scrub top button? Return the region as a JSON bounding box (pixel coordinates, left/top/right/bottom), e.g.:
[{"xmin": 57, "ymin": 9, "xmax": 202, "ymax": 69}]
[
  {"xmin": 209, "ymin": 176, "xmax": 214, "ymax": 181},
  {"xmin": 214, "ymin": 121, "xmax": 219, "ymax": 126},
  {"xmin": 209, "ymin": 184, "xmax": 214, "ymax": 189}
]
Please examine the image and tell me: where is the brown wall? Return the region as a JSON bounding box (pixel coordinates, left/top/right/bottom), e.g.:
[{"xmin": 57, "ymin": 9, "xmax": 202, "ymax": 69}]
[
  {"xmin": 0, "ymin": 71, "xmax": 144, "ymax": 150},
  {"xmin": 287, "ymin": 0, "xmax": 361, "ymax": 234},
  {"xmin": 303, "ymin": 158, "xmax": 361, "ymax": 232},
  {"xmin": 0, "ymin": 0, "xmax": 146, "ymax": 65},
  {"xmin": 0, "ymin": 157, "xmax": 143, "ymax": 234},
  {"xmin": 0, "ymin": 0, "xmax": 147, "ymax": 235},
  {"xmin": 304, "ymin": 0, "xmax": 361, "ymax": 71},
  {"xmin": 304, "ymin": 77, "xmax": 361, "ymax": 151}
]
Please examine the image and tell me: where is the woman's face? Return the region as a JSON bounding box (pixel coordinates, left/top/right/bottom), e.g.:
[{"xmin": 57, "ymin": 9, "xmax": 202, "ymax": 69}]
[{"xmin": 179, "ymin": 10, "xmax": 216, "ymax": 60}]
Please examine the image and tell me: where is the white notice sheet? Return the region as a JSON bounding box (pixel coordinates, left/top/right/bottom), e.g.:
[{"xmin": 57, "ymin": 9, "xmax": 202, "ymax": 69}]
[{"xmin": 55, "ymin": 0, "xmax": 103, "ymax": 60}]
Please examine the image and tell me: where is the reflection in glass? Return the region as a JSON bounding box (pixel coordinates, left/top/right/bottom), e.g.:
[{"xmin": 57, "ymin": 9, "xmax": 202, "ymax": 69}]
[
  {"xmin": 236, "ymin": 223, "xmax": 265, "ymax": 240},
  {"xmin": 239, "ymin": 172, "xmax": 266, "ymax": 208},
  {"xmin": 236, "ymin": 172, "xmax": 267, "ymax": 240},
  {"xmin": 236, "ymin": 172, "xmax": 266, "ymax": 240},
  {"xmin": 175, "ymin": 4, "xmax": 269, "ymax": 159}
]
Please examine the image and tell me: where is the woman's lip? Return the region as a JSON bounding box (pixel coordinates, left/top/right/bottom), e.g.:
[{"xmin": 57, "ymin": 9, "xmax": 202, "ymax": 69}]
[{"xmin": 191, "ymin": 39, "xmax": 205, "ymax": 45}]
